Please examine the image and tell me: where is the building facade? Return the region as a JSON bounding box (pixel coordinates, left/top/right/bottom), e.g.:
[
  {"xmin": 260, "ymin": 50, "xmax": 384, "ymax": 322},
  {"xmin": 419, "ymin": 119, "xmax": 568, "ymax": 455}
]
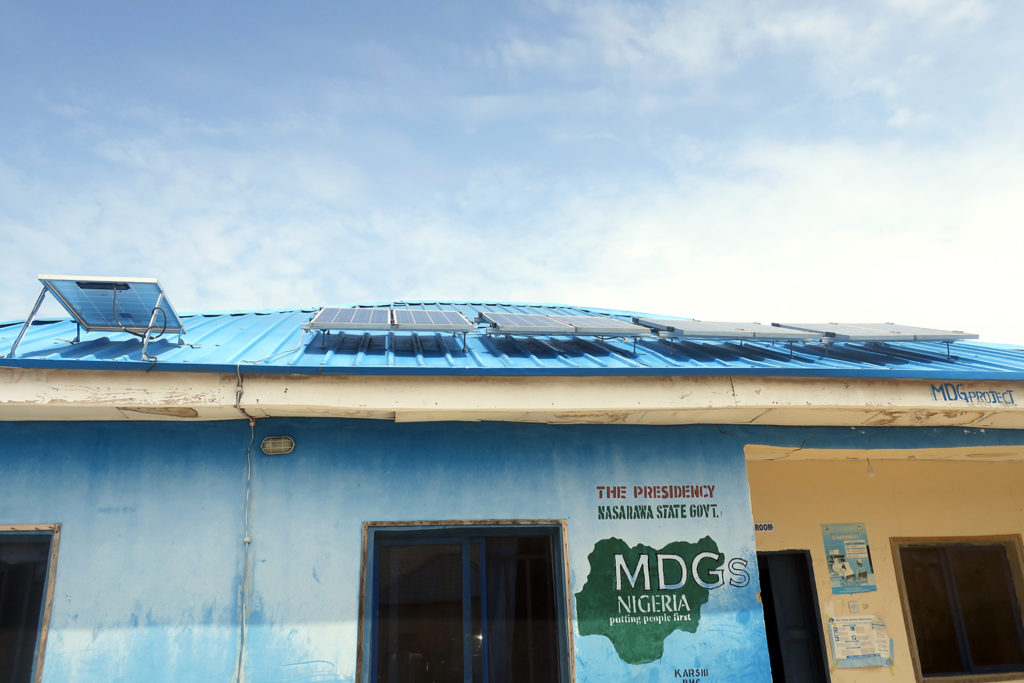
[{"xmin": 2, "ymin": 301, "xmax": 1024, "ymax": 683}]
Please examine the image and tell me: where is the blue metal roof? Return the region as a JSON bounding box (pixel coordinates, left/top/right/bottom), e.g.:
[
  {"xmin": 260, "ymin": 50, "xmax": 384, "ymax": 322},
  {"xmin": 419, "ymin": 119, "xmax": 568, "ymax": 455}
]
[{"xmin": 3, "ymin": 301, "xmax": 1024, "ymax": 380}]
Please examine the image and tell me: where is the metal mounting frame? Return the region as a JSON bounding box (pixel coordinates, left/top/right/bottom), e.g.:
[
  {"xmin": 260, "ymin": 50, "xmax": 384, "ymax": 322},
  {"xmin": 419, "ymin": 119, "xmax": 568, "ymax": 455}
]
[{"xmin": 6, "ymin": 282, "xmax": 183, "ymax": 361}]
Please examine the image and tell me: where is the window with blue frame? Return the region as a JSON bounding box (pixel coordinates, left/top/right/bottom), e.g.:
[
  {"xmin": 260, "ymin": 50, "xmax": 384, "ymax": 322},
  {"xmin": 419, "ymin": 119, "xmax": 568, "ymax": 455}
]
[
  {"xmin": 363, "ymin": 524, "xmax": 570, "ymax": 683},
  {"xmin": 1, "ymin": 528, "xmax": 58, "ymax": 683},
  {"xmin": 896, "ymin": 538, "xmax": 1024, "ymax": 681}
]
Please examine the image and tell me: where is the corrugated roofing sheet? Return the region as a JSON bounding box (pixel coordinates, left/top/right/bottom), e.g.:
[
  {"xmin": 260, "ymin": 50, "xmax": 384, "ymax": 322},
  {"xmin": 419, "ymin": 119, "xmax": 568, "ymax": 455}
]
[{"xmin": 3, "ymin": 302, "xmax": 1024, "ymax": 380}]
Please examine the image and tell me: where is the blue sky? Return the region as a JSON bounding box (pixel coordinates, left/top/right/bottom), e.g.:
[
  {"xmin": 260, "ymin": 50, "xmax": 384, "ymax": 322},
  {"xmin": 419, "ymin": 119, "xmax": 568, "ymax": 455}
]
[{"xmin": 2, "ymin": 0, "xmax": 1023, "ymax": 341}]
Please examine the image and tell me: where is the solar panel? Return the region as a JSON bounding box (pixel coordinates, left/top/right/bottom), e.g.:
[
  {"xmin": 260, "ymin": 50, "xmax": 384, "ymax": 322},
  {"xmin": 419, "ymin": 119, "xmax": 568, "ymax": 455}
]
[
  {"xmin": 39, "ymin": 275, "xmax": 183, "ymax": 333},
  {"xmin": 479, "ymin": 312, "xmax": 575, "ymax": 335},
  {"xmin": 546, "ymin": 315, "xmax": 650, "ymax": 336},
  {"xmin": 307, "ymin": 307, "xmax": 392, "ymax": 330},
  {"xmin": 635, "ymin": 318, "xmax": 818, "ymax": 341},
  {"xmin": 393, "ymin": 309, "xmax": 475, "ymax": 332},
  {"xmin": 772, "ymin": 322, "xmax": 978, "ymax": 342}
]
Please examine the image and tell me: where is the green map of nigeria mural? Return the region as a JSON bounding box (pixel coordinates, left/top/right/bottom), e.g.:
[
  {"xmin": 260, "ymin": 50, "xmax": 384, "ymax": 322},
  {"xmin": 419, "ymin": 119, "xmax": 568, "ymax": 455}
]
[{"xmin": 575, "ymin": 536, "xmax": 724, "ymax": 665}]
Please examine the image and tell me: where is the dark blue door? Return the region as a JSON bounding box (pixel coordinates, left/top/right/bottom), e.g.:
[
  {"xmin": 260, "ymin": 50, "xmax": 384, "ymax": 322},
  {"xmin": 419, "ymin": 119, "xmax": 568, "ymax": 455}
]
[{"xmin": 758, "ymin": 551, "xmax": 830, "ymax": 683}]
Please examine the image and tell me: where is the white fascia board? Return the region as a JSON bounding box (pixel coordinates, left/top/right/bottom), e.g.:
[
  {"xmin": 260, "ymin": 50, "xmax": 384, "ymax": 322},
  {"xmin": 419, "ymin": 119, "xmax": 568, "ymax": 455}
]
[{"xmin": 2, "ymin": 367, "xmax": 1024, "ymax": 428}]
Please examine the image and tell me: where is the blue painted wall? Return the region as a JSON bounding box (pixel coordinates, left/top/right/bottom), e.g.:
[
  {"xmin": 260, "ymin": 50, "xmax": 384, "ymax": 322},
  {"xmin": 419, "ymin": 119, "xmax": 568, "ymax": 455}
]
[
  {"xmin": 0, "ymin": 421, "xmax": 245, "ymax": 682},
  {"xmin": 2, "ymin": 419, "xmax": 1023, "ymax": 682}
]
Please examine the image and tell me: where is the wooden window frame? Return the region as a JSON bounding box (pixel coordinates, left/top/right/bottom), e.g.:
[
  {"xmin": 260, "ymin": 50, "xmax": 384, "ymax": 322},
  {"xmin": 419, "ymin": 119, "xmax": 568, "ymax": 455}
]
[
  {"xmin": 356, "ymin": 519, "xmax": 575, "ymax": 683},
  {"xmin": 0, "ymin": 523, "xmax": 61, "ymax": 683},
  {"xmin": 892, "ymin": 535, "xmax": 1024, "ymax": 683}
]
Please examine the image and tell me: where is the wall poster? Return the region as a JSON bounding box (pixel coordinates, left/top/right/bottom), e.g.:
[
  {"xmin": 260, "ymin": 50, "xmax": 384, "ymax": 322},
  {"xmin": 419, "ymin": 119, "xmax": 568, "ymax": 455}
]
[
  {"xmin": 821, "ymin": 523, "xmax": 876, "ymax": 594},
  {"xmin": 828, "ymin": 615, "xmax": 893, "ymax": 668}
]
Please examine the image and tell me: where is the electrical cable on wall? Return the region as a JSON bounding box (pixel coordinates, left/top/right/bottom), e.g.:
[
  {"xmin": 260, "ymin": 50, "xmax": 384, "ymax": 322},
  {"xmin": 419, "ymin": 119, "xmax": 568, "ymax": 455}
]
[
  {"xmin": 234, "ymin": 416, "xmax": 256, "ymax": 683},
  {"xmin": 231, "ymin": 329, "xmax": 309, "ymax": 682}
]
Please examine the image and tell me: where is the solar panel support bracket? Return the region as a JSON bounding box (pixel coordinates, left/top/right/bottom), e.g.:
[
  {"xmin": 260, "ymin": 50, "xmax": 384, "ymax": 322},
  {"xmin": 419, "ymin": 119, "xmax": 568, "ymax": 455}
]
[
  {"xmin": 5, "ymin": 287, "xmax": 48, "ymax": 359},
  {"xmin": 140, "ymin": 292, "xmax": 165, "ymax": 361}
]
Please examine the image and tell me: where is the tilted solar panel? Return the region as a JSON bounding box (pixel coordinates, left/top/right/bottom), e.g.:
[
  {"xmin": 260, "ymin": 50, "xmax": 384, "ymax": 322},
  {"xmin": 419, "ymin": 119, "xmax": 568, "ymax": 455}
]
[
  {"xmin": 392, "ymin": 309, "xmax": 475, "ymax": 332},
  {"xmin": 773, "ymin": 322, "xmax": 978, "ymax": 342},
  {"xmin": 635, "ymin": 318, "xmax": 818, "ymax": 341},
  {"xmin": 307, "ymin": 307, "xmax": 392, "ymax": 330},
  {"xmin": 546, "ymin": 315, "xmax": 650, "ymax": 336},
  {"xmin": 39, "ymin": 275, "xmax": 184, "ymax": 333},
  {"xmin": 480, "ymin": 312, "xmax": 575, "ymax": 335}
]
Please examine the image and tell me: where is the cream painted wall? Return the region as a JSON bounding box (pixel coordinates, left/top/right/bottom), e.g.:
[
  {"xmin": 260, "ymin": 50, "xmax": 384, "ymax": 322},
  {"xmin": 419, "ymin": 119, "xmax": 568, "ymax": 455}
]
[{"xmin": 747, "ymin": 458, "xmax": 1024, "ymax": 683}]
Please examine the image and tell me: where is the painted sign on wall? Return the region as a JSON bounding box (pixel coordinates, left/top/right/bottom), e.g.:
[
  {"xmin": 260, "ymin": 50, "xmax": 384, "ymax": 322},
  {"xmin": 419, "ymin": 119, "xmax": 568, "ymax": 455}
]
[
  {"xmin": 575, "ymin": 535, "xmax": 750, "ymax": 664},
  {"xmin": 931, "ymin": 383, "xmax": 1016, "ymax": 405},
  {"xmin": 572, "ymin": 458, "xmax": 768, "ymax": 681}
]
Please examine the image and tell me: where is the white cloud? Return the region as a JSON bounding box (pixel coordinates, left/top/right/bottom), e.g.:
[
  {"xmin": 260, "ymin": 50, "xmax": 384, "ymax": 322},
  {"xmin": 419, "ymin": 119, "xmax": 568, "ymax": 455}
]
[
  {"xmin": 499, "ymin": 2, "xmax": 862, "ymax": 80},
  {"xmin": 884, "ymin": 0, "xmax": 991, "ymax": 25},
  {"xmin": 47, "ymin": 104, "xmax": 90, "ymax": 120},
  {"xmin": 886, "ymin": 106, "xmax": 931, "ymax": 128},
  {"xmin": 493, "ymin": 0, "xmax": 1001, "ymax": 115}
]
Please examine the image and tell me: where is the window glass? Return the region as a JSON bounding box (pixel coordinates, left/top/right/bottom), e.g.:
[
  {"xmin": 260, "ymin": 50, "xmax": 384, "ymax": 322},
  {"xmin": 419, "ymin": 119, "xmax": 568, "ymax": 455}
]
[
  {"xmin": 376, "ymin": 543, "xmax": 464, "ymax": 683},
  {"xmin": 899, "ymin": 540, "xmax": 1024, "ymax": 679},
  {"xmin": 901, "ymin": 547, "xmax": 965, "ymax": 675},
  {"xmin": 0, "ymin": 534, "xmax": 51, "ymax": 683},
  {"xmin": 470, "ymin": 542, "xmax": 482, "ymax": 683},
  {"xmin": 949, "ymin": 546, "xmax": 1024, "ymax": 670},
  {"xmin": 483, "ymin": 535, "xmax": 558, "ymax": 683},
  {"xmin": 369, "ymin": 527, "xmax": 566, "ymax": 683}
]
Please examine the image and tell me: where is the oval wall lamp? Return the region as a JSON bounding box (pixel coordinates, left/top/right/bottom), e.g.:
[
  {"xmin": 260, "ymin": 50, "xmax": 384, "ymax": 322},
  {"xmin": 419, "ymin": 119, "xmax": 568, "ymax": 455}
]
[{"xmin": 261, "ymin": 436, "xmax": 295, "ymax": 455}]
